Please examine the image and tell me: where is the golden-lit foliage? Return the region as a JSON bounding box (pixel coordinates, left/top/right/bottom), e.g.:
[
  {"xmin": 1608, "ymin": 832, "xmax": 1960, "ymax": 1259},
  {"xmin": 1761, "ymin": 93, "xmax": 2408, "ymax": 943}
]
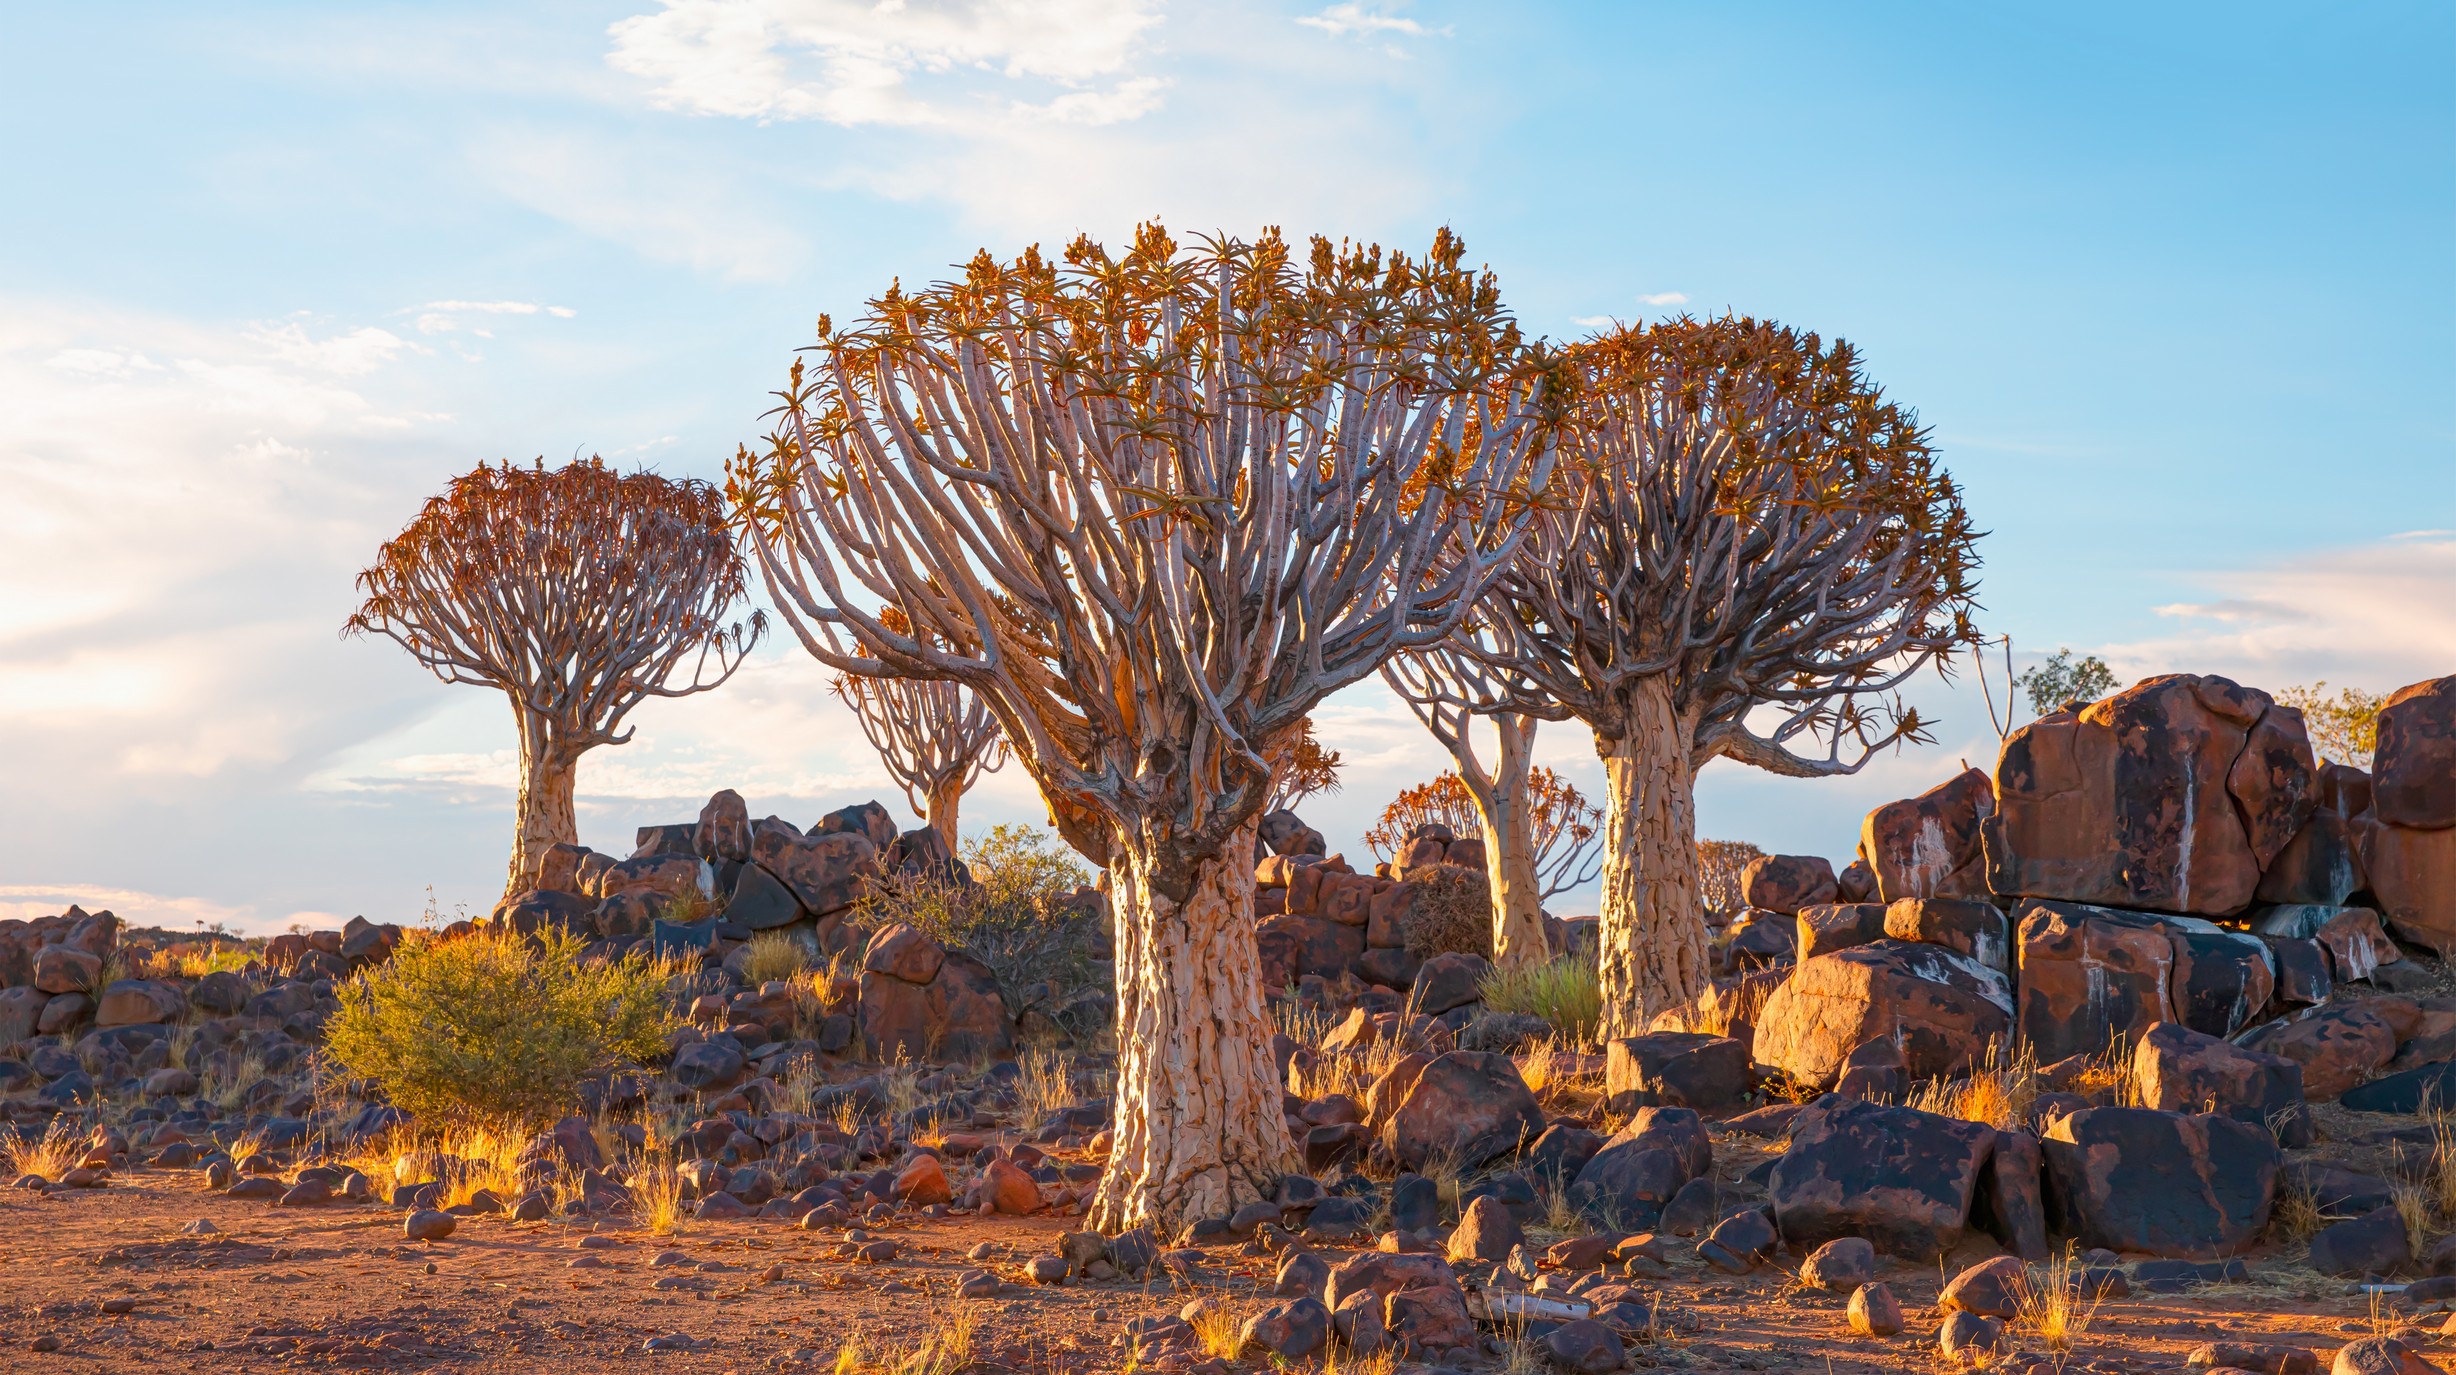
[
  {"xmin": 730, "ymin": 223, "xmax": 1556, "ymax": 866},
  {"xmin": 1267, "ymin": 715, "xmax": 1344, "ymax": 812},
  {"xmin": 1482, "ymin": 314, "xmax": 1982, "ymax": 772},
  {"xmin": 1364, "ymin": 768, "xmax": 1601, "ymax": 896},
  {"xmin": 2277, "ymin": 681, "xmax": 2385, "ymax": 768}
]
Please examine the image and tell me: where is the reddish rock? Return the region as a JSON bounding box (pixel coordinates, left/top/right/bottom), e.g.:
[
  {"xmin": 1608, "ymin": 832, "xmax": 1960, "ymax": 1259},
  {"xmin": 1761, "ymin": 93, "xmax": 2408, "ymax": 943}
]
[
  {"xmin": 0, "ymin": 986, "xmax": 47, "ymax": 1042},
  {"xmin": 1860, "ymin": 768, "xmax": 1995, "ymax": 902},
  {"xmin": 1847, "ymin": 1281, "xmax": 1903, "ymax": 1336},
  {"xmin": 1365, "ymin": 882, "xmax": 1414, "ymax": 949},
  {"xmin": 31, "ymin": 944, "xmax": 100, "ymax": 996},
  {"xmin": 1836, "ymin": 857, "xmax": 1878, "ymax": 903},
  {"xmin": 859, "ymin": 947, "xmax": 1014, "ymax": 1062},
  {"xmin": 1769, "ymin": 1096, "xmax": 1996, "ymax": 1260},
  {"xmin": 2316, "ymin": 907, "xmax": 2400, "ymax": 983},
  {"xmin": 695, "ymin": 789, "xmax": 751, "ymax": 864},
  {"xmin": 2266, "ymin": 936, "xmax": 2334, "ymax": 1007},
  {"xmin": 2374, "ymin": 676, "xmax": 2456, "ymax": 829},
  {"xmin": 1239, "ymin": 1297, "xmax": 1329, "ymax": 1361},
  {"xmin": 1795, "ymin": 903, "xmax": 1888, "ymax": 959},
  {"xmin": 1318, "ymin": 871, "xmax": 1380, "ymax": 927},
  {"xmin": 1798, "ymin": 1236, "xmax": 1875, "ymax": 1291},
  {"xmin": 535, "ymin": 842, "xmax": 594, "ymax": 894},
  {"xmin": 864, "ymin": 924, "xmax": 947, "ymax": 984},
  {"xmin": 1883, "ymin": 897, "xmax": 2012, "ymax": 970},
  {"xmin": 1751, "ymin": 939, "xmax": 2012, "ymax": 1090},
  {"xmin": 2013, "ymin": 900, "xmax": 2177, "ymax": 1063},
  {"xmin": 597, "ymin": 852, "xmax": 708, "ymax": 904},
  {"xmin": 981, "ymin": 1157, "xmax": 1040, "ymax": 1215},
  {"xmin": 1256, "ymin": 914, "xmax": 1365, "ymax": 988},
  {"xmin": 1443, "ymin": 837, "xmax": 1485, "ymax": 870},
  {"xmin": 1698, "ymin": 1206, "xmax": 1778, "ymax": 1273},
  {"xmin": 1603, "ymin": 1032, "xmax": 1751, "ymax": 1114},
  {"xmin": 2333, "ymin": 1336, "xmax": 2438, "ymax": 1375},
  {"xmin": 93, "ymin": 979, "xmax": 184, "ymax": 1028},
  {"xmin": 892, "ymin": 1154, "xmax": 951, "ymax": 1205},
  {"xmin": 1568, "ymin": 1106, "xmax": 1713, "ymax": 1232},
  {"xmin": 1385, "ymin": 1282, "xmax": 1476, "ymax": 1354},
  {"xmin": 1939, "ymin": 1254, "xmax": 2028, "ymax": 1319},
  {"xmin": 2306, "ymin": 1205, "xmax": 2412, "ymax": 1279},
  {"xmin": 1321, "ymin": 1251, "xmax": 1458, "ymax": 1312},
  {"xmin": 1986, "ymin": 674, "xmax": 2310, "ymax": 916},
  {"xmin": 2261, "ymin": 766, "xmax": 2372, "ymax": 906},
  {"xmin": 751, "ymin": 829, "xmax": 880, "ymax": 919},
  {"xmin": 1722, "ymin": 908, "xmax": 1797, "ymax": 970},
  {"xmin": 2240, "ymin": 1003, "xmax": 2397, "ymax": 1101},
  {"xmin": 1378, "ymin": 1051, "xmax": 1544, "ymax": 1172},
  {"xmin": 2131, "ymin": 1021, "xmax": 2306, "ymax": 1143},
  {"xmin": 1740, "ymin": 855, "xmax": 1837, "ymax": 916},
  {"xmin": 2040, "ymin": 1107, "xmax": 2279, "ymax": 1258},
  {"xmin": 2164, "ymin": 918, "xmax": 2277, "ymax": 1038},
  {"xmin": 1445, "ymin": 1194, "xmax": 1523, "ymax": 1264},
  {"xmin": 2364, "ymin": 822, "xmax": 2456, "ymax": 957}
]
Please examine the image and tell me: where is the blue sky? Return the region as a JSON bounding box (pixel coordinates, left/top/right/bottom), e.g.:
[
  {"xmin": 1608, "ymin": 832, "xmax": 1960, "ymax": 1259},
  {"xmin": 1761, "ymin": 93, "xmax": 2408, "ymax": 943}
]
[{"xmin": 2, "ymin": 1, "xmax": 2449, "ymax": 934}]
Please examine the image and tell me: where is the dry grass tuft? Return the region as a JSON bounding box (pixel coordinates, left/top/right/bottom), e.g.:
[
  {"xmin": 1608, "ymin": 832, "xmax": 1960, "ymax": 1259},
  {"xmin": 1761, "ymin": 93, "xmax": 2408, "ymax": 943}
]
[
  {"xmin": 1904, "ymin": 1038, "xmax": 2039, "ymax": 1131},
  {"xmin": 739, "ymin": 931, "xmax": 814, "ymax": 985},
  {"xmin": 1015, "ymin": 1047, "xmax": 1075, "ymax": 1133},
  {"xmin": 628, "ymin": 1156, "xmax": 685, "ymax": 1236},
  {"xmin": 1479, "ymin": 955, "xmax": 1603, "ymax": 1048},
  {"xmin": 3, "ymin": 1118, "xmax": 87, "ymax": 1181},
  {"xmin": 2012, "ymin": 1243, "xmax": 2103, "ymax": 1352},
  {"xmin": 1322, "ymin": 1346, "xmax": 1398, "ymax": 1375},
  {"xmin": 1187, "ymin": 1302, "xmax": 1247, "ymax": 1361}
]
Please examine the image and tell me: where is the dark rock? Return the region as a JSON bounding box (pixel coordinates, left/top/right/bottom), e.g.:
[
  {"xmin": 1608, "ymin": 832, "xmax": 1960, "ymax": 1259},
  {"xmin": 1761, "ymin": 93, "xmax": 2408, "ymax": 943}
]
[
  {"xmin": 1769, "ymin": 1096, "xmax": 1995, "ymax": 1260},
  {"xmin": 1798, "ymin": 1236, "xmax": 1874, "ymax": 1291},
  {"xmin": 1861, "ymin": 768, "xmax": 1996, "ymax": 903},
  {"xmin": 1408, "ymin": 953, "xmax": 1493, "ymax": 1016},
  {"xmin": 1603, "ymin": 1032, "xmax": 1750, "ymax": 1115},
  {"xmin": 1240, "ymin": 1297, "xmax": 1329, "ymax": 1360},
  {"xmin": 1938, "ymin": 1254, "xmax": 2026, "ymax": 1319},
  {"xmin": 1972, "ymin": 1127, "xmax": 2049, "ymax": 1261},
  {"xmin": 1389, "ymin": 1174, "xmax": 1440, "ymax": 1235},
  {"xmin": 2307, "ymin": 1206, "xmax": 2412, "ymax": 1278},
  {"xmin": 1538, "ymin": 1319, "xmax": 1626, "ymax": 1375},
  {"xmin": 2132, "ymin": 1020, "xmax": 2308, "ymax": 1144},
  {"xmin": 1883, "ymin": 896, "xmax": 2011, "ymax": 970},
  {"xmin": 1445, "ymin": 1194, "xmax": 1522, "ymax": 1264},
  {"xmin": 1741, "ymin": 855, "xmax": 1838, "ymax": 916},
  {"xmin": 1378, "ymin": 1051, "xmax": 1544, "ymax": 1172},
  {"xmin": 1937, "ymin": 1310, "xmax": 2008, "ymax": 1361},
  {"xmin": 2267, "ymin": 936, "xmax": 2334, "ymax": 1008},
  {"xmin": 1697, "ymin": 1206, "xmax": 1776, "ymax": 1273},
  {"xmin": 1795, "ymin": 903, "xmax": 1889, "ymax": 960},
  {"xmin": 2013, "ymin": 899, "xmax": 2177, "ymax": 1062},
  {"xmin": 1847, "ymin": 1281, "xmax": 1903, "ymax": 1336},
  {"xmin": 2041, "ymin": 1107, "xmax": 2279, "ymax": 1258},
  {"xmin": 1568, "ymin": 1106, "xmax": 1711, "ymax": 1232},
  {"xmin": 2165, "ymin": 918, "xmax": 2278, "ymax": 1039}
]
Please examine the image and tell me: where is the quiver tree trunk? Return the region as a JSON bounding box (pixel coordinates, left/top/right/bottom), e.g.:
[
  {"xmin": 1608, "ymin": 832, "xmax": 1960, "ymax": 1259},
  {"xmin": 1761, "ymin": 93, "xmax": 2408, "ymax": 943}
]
[
  {"xmin": 1596, "ymin": 678, "xmax": 1708, "ymax": 1038},
  {"xmin": 923, "ymin": 776, "xmax": 965, "ymax": 853},
  {"xmin": 510, "ymin": 713, "xmax": 580, "ymax": 896},
  {"xmin": 1089, "ymin": 818, "xmax": 1297, "ymax": 1232},
  {"xmin": 1474, "ymin": 717, "xmax": 1550, "ymax": 970}
]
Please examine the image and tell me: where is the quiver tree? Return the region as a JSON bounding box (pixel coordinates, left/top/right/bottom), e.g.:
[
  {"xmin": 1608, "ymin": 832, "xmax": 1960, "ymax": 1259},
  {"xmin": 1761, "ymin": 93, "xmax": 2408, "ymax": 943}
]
[
  {"xmin": 347, "ymin": 458, "xmax": 763, "ymax": 894},
  {"xmin": 1474, "ymin": 317, "xmax": 1978, "ymax": 1034},
  {"xmin": 732, "ymin": 225, "xmax": 1551, "ymax": 1229},
  {"xmin": 831, "ymin": 609, "xmax": 1008, "ymax": 848},
  {"xmin": 1379, "ymin": 645, "xmax": 1600, "ymax": 968},
  {"xmin": 1265, "ymin": 716, "xmax": 1343, "ymax": 814}
]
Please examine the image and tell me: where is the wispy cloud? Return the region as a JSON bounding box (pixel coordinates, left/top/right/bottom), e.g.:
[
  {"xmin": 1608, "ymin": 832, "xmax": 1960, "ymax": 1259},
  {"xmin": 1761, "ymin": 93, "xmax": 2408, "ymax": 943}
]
[
  {"xmin": 606, "ymin": 0, "xmax": 1167, "ymax": 127},
  {"xmin": 402, "ymin": 300, "xmax": 578, "ymax": 336},
  {"xmin": 470, "ymin": 127, "xmax": 808, "ymax": 281},
  {"xmin": 1297, "ymin": 3, "xmax": 1447, "ymax": 38},
  {"xmin": 1638, "ymin": 290, "xmax": 1689, "ymax": 307},
  {"xmin": 2114, "ymin": 535, "xmax": 2456, "ymax": 688}
]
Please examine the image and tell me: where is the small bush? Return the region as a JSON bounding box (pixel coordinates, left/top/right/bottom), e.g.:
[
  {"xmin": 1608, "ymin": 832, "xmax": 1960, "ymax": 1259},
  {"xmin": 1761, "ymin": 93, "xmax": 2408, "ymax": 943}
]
[
  {"xmin": 854, "ymin": 824, "xmax": 1110, "ymax": 1037},
  {"xmin": 1398, "ymin": 864, "xmax": 1491, "ymax": 960},
  {"xmin": 324, "ymin": 927, "xmax": 672, "ymax": 1130},
  {"xmin": 1477, "ymin": 953, "xmax": 1602, "ymax": 1046}
]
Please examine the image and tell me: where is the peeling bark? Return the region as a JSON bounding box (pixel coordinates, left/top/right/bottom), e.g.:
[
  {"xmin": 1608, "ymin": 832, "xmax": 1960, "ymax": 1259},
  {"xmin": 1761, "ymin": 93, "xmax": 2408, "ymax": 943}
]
[
  {"xmin": 1596, "ymin": 678, "xmax": 1709, "ymax": 1037},
  {"xmin": 510, "ymin": 711, "xmax": 579, "ymax": 896},
  {"xmin": 1474, "ymin": 715, "xmax": 1551, "ymax": 970},
  {"xmin": 1089, "ymin": 818, "xmax": 1297, "ymax": 1233},
  {"xmin": 924, "ymin": 775, "xmax": 965, "ymax": 852}
]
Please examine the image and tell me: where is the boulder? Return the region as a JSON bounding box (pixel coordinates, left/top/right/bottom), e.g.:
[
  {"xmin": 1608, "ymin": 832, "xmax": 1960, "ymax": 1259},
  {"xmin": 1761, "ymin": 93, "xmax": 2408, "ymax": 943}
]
[
  {"xmin": 723, "ymin": 863, "xmax": 805, "ymax": 931},
  {"xmin": 2315, "ymin": 908, "xmax": 2399, "ymax": 983},
  {"xmin": 1408, "ymin": 952, "xmax": 1492, "ymax": 1016},
  {"xmin": 93, "ymin": 979, "xmax": 184, "ymax": 1028},
  {"xmin": 2261, "ymin": 765, "xmax": 2371, "ymax": 905},
  {"xmin": 864, "ymin": 924, "xmax": 946, "ymax": 984},
  {"xmin": 1860, "ymin": 767, "xmax": 1994, "ymax": 902},
  {"xmin": 1986, "ymin": 674, "xmax": 2313, "ymax": 915},
  {"xmin": 2364, "ymin": 822, "xmax": 2456, "ymax": 957},
  {"xmin": 2373, "ymin": 676, "xmax": 2456, "ymax": 829},
  {"xmin": 1384, "ymin": 1282, "xmax": 1475, "ymax": 1355},
  {"xmin": 2338, "ymin": 1061, "xmax": 2456, "ymax": 1116},
  {"xmin": 1697, "ymin": 1206, "xmax": 1778, "ymax": 1273},
  {"xmin": 2239, "ymin": 1003, "xmax": 2396, "ymax": 1101},
  {"xmin": 633, "ymin": 823, "xmax": 698, "ymax": 859},
  {"xmin": 0, "ymin": 986, "xmax": 47, "ymax": 1042},
  {"xmin": 599, "ymin": 853, "xmax": 709, "ymax": 903},
  {"xmin": 495, "ymin": 887, "xmax": 598, "ymax": 936},
  {"xmin": 1378, "ymin": 1051, "xmax": 1544, "ymax": 1171},
  {"xmin": 816, "ymin": 800, "xmax": 898, "ymax": 853},
  {"xmin": 1444, "ymin": 1194, "xmax": 1523, "ymax": 1264},
  {"xmin": 1795, "ymin": 903, "xmax": 1888, "ymax": 960},
  {"xmin": 1260, "ymin": 809, "xmax": 1328, "ymax": 858},
  {"xmin": 1769, "ymin": 1096, "xmax": 1996, "ymax": 1260},
  {"xmin": 1568, "ymin": 1106, "xmax": 1712, "ymax": 1232},
  {"xmin": 535, "ymin": 842, "xmax": 594, "ymax": 894},
  {"xmin": 2131, "ymin": 1021, "xmax": 2306, "ymax": 1141},
  {"xmin": 1836, "ymin": 857, "xmax": 1878, "ymax": 903},
  {"xmin": 1798, "ymin": 1236, "xmax": 1875, "ymax": 1292},
  {"xmin": 696, "ymin": 789, "xmax": 752, "ymax": 864},
  {"xmin": 1256, "ymin": 915, "xmax": 1365, "ymax": 989},
  {"xmin": 1972, "ymin": 1127, "xmax": 2049, "ymax": 1261},
  {"xmin": 752, "ymin": 829, "xmax": 880, "ymax": 919},
  {"xmin": 1740, "ymin": 855, "xmax": 1837, "ymax": 916},
  {"xmin": 1847, "ymin": 1281, "xmax": 1903, "ymax": 1337},
  {"xmin": 2333, "ymin": 1336, "xmax": 2439, "ymax": 1375},
  {"xmin": 1538, "ymin": 1320, "xmax": 1625, "ymax": 1375},
  {"xmin": 1239, "ymin": 1298, "xmax": 1329, "ymax": 1362},
  {"xmin": 1938, "ymin": 1254, "xmax": 2027, "ymax": 1319},
  {"xmin": 1884, "ymin": 897, "xmax": 2011, "ymax": 970},
  {"xmin": 32, "ymin": 944, "xmax": 101, "ymax": 995},
  {"xmin": 1603, "ymin": 1032, "xmax": 1750, "ymax": 1115},
  {"xmin": 860, "ymin": 948, "xmax": 1013, "ymax": 1062},
  {"xmin": 2306, "ymin": 1206, "xmax": 2411, "ymax": 1279},
  {"xmin": 1721, "ymin": 909, "xmax": 1797, "ymax": 970},
  {"xmin": 2040, "ymin": 1107, "xmax": 2279, "ymax": 1258},
  {"xmin": 1751, "ymin": 940, "xmax": 2012, "ymax": 1090},
  {"xmin": 2013, "ymin": 900, "xmax": 2176, "ymax": 1063},
  {"xmin": 2266, "ymin": 935, "xmax": 2333, "ymax": 1007},
  {"xmin": 2163, "ymin": 917, "xmax": 2277, "ymax": 1038},
  {"xmin": 887, "ymin": 827, "xmax": 970, "ymax": 884}
]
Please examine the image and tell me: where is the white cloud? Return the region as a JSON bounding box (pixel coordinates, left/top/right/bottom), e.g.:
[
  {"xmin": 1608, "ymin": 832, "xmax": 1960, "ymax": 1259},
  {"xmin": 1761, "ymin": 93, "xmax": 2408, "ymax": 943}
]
[
  {"xmin": 1570, "ymin": 314, "xmax": 1618, "ymax": 329},
  {"xmin": 2117, "ymin": 534, "xmax": 2456, "ymax": 689},
  {"xmin": 240, "ymin": 319, "xmax": 417, "ymax": 376},
  {"xmin": 403, "ymin": 300, "xmax": 578, "ymax": 335},
  {"xmin": 606, "ymin": 0, "xmax": 1166, "ymax": 127},
  {"xmin": 1297, "ymin": 3, "xmax": 1446, "ymax": 38},
  {"xmin": 1638, "ymin": 291, "xmax": 1688, "ymax": 307}
]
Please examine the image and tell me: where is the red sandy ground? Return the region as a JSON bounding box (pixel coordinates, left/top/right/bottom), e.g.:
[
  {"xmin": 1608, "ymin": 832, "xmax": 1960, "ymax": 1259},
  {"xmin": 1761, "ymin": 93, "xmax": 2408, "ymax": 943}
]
[{"xmin": 0, "ymin": 1169, "xmax": 2442, "ymax": 1374}]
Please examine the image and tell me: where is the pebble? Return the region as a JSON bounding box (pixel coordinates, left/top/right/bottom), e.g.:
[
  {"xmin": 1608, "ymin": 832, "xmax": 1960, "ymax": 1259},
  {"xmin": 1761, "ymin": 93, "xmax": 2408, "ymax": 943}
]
[
  {"xmin": 100, "ymin": 1299, "xmax": 136, "ymax": 1315},
  {"xmin": 956, "ymin": 1268, "xmax": 999, "ymax": 1298},
  {"xmin": 1024, "ymin": 1256, "xmax": 1069, "ymax": 1285},
  {"xmin": 402, "ymin": 1210, "xmax": 455, "ymax": 1242},
  {"xmin": 967, "ymin": 1242, "xmax": 996, "ymax": 1261},
  {"xmin": 651, "ymin": 1250, "xmax": 693, "ymax": 1268},
  {"xmin": 577, "ymin": 1235, "xmax": 621, "ymax": 1249},
  {"xmin": 31, "ymin": 1335, "xmax": 63, "ymax": 1352},
  {"xmin": 180, "ymin": 1220, "xmax": 218, "ymax": 1235}
]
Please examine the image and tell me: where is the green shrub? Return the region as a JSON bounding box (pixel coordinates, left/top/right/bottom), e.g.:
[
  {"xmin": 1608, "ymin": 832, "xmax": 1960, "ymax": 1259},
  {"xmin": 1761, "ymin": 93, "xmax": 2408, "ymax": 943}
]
[
  {"xmin": 854, "ymin": 824, "xmax": 1110, "ymax": 1037},
  {"xmin": 1398, "ymin": 863, "xmax": 1491, "ymax": 960},
  {"xmin": 1478, "ymin": 953, "xmax": 1603, "ymax": 1047},
  {"xmin": 324, "ymin": 927, "xmax": 673, "ymax": 1130}
]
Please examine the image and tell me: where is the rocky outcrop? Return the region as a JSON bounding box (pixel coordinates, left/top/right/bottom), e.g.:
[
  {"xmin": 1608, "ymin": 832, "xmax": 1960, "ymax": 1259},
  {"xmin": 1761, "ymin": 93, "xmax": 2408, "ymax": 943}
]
[
  {"xmin": 857, "ymin": 924, "xmax": 1012, "ymax": 1062},
  {"xmin": 2039, "ymin": 1107, "xmax": 2279, "ymax": 1258},
  {"xmin": 1751, "ymin": 940, "xmax": 2012, "ymax": 1089},
  {"xmin": 1860, "ymin": 768, "xmax": 1994, "ymax": 902},
  {"xmin": 1739, "ymin": 855, "xmax": 1837, "ymax": 916},
  {"xmin": 1986, "ymin": 674, "xmax": 2317, "ymax": 917}
]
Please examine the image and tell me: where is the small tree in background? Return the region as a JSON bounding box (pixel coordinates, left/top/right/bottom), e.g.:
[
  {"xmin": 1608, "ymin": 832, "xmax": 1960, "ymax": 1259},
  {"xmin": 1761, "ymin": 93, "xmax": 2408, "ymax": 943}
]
[
  {"xmin": 831, "ymin": 610, "xmax": 1008, "ymax": 849},
  {"xmin": 2016, "ymin": 647, "xmax": 2120, "ymax": 716},
  {"xmin": 1472, "ymin": 317, "xmax": 1980, "ymax": 1033},
  {"xmin": 1266, "ymin": 716, "xmax": 1343, "ymax": 814},
  {"xmin": 732, "ymin": 225, "xmax": 1553, "ymax": 1228},
  {"xmin": 1694, "ymin": 839, "xmax": 1766, "ymax": 920},
  {"xmin": 347, "ymin": 458, "xmax": 763, "ymax": 894},
  {"xmin": 2277, "ymin": 681, "xmax": 2384, "ymax": 768}
]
